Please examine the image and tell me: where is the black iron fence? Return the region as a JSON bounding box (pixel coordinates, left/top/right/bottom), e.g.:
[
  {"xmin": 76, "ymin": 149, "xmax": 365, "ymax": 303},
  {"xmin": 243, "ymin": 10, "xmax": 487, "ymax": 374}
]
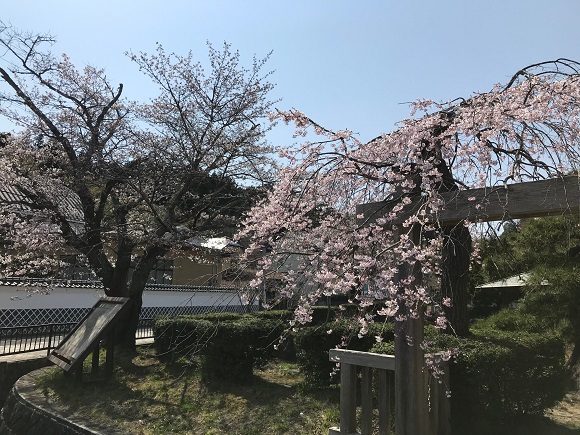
[
  {"xmin": 0, "ymin": 318, "xmax": 154, "ymax": 357},
  {"xmin": 136, "ymin": 318, "xmax": 154, "ymax": 340}
]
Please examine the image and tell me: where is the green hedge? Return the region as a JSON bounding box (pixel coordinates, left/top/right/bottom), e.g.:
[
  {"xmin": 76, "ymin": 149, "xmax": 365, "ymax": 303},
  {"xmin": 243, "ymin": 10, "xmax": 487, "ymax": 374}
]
[
  {"xmin": 309, "ymin": 304, "xmax": 389, "ymax": 325},
  {"xmin": 253, "ymin": 310, "xmax": 294, "ymax": 321},
  {"xmin": 153, "ymin": 311, "xmax": 289, "ymax": 381},
  {"xmin": 471, "ymin": 308, "xmax": 547, "ymax": 333},
  {"xmin": 372, "ymin": 327, "xmax": 567, "ymax": 433},
  {"xmin": 458, "ymin": 328, "xmax": 566, "ymax": 418},
  {"xmin": 294, "ymin": 321, "xmax": 395, "ymax": 386}
]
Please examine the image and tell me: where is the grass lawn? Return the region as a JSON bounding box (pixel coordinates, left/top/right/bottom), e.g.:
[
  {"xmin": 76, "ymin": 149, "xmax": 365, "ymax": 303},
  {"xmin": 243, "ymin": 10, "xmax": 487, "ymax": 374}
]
[
  {"xmin": 37, "ymin": 344, "xmax": 580, "ymax": 435},
  {"xmin": 39, "ymin": 345, "xmax": 340, "ymax": 434}
]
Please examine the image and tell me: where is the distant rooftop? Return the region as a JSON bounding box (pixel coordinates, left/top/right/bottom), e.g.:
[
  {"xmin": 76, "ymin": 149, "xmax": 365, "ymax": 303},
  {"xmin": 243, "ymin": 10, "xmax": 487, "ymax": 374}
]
[
  {"xmin": 186, "ymin": 236, "xmax": 242, "ymax": 251},
  {"xmin": 476, "ymin": 273, "xmax": 548, "ymax": 289},
  {"xmin": 0, "ymin": 276, "xmax": 244, "ymax": 292},
  {"xmin": 0, "ymin": 184, "xmax": 84, "ymax": 223}
]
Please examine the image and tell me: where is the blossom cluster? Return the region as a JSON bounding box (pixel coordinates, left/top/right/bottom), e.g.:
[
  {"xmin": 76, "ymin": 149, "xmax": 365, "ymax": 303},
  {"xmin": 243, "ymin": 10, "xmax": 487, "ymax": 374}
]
[{"xmin": 240, "ymin": 60, "xmax": 580, "ymax": 346}]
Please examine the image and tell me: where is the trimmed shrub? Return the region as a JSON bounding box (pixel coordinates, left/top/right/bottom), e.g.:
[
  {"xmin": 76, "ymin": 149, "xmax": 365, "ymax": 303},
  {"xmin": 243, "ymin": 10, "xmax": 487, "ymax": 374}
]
[
  {"xmin": 153, "ymin": 316, "xmax": 215, "ymax": 359},
  {"xmin": 201, "ymin": 316, "xmax": 283, "ymax": 381},
  {"xmin": 253, "ymin": 310, "xmax": 296, "ymax": 360},
  {"xmin": 294, "ymin": 321, "xmax": 395, "ymax": 386},
  {"xmin": 153, "ymin": 313, "xmax": 286, "ymax": 381},
  {"xmin": 310, "ymin": 306, "xmax": 337, "ymax": 325},
  {"xmin": 252, "ymin": 310, "xmax": 293, "ymax": 321},
  {"xmin": 370, "ymin": 341, "xmax": 395, "ymax": 355},
  {"xmin": 192, "ymin": 312, "xmax": 245, "ymax": 322},
  {"xmin": 471, "ymin": 308, "xmax": 546, "ymax": 333},
  {"xmin": 309, "ymin": 304, "xmax": 389, "ymax": 326},
  {"xmin": 454, "ymin": 329, "xmax": 566, "ymax": 418},
  {"xmin": 298, "ymin": 305, "xmax": 353, "ymax": 325},
  {"xmin": 371, "ymin": 327, "xmax": 567, "ymax": 433}
]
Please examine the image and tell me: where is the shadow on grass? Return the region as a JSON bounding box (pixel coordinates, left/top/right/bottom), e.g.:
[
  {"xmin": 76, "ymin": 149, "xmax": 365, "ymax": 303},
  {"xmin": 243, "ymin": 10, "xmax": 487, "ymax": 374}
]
[
  {"xmin": 198, "ymin": 363, "xmax": 340, "ymax": 411},
  {"xmin": 451, "ymin": 414, "xmax": 580, "ymax": 435},
  {"xmin": 491, "ymin": 415, "xmax": 580, "ymax": 435},
  {"xmin": 40, "ymin": 348, "xmax": 580, "ymax": 435}
]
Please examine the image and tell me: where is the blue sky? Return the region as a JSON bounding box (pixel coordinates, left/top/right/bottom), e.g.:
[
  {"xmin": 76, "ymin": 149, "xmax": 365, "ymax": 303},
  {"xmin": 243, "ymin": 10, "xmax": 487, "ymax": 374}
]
[{"xmin": 2, "ymin": 0, "xmax": 580, "ymax": 146}]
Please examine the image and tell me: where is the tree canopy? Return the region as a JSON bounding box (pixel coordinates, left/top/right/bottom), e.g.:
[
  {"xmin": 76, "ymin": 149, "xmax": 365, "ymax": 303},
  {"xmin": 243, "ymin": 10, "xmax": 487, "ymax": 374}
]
[
  {"xmin": 240, "ymin": 59, "xmax": 580, "ymax": 338},
  {"xmin": 473, "ymin": 214, "xmax": 580, "ymax": 382},
  {"xmin": 0, "ymin": 22, "xmax": 276, "ymax": 348}
]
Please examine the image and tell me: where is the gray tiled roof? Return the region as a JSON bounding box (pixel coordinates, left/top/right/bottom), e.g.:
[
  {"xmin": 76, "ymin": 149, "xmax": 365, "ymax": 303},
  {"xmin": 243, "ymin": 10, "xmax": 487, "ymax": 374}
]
[
  {"xmin": 0, "ymin": 276, "xmax": 246, "ymax": 292},
  {"xmin": 0, "ymin": 184, "xmax": 84, "ymax": 223},
  {"xmin": 475, "ymin": 273, "xmax": 530, "ymax": 289}
]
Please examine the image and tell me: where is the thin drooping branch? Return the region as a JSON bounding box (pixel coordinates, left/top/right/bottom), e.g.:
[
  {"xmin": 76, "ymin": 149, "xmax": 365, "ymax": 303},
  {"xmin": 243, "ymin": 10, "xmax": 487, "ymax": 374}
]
[{"xmin": 240, "ymin": 58, "xmax": 580, "ymax": 336}]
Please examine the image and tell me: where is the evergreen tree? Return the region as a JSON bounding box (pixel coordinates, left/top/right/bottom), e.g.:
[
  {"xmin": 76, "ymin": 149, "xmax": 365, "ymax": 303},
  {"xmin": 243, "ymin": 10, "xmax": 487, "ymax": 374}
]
[{"xmin": 476, "ymin": 215, "xmax": 580, "ymax": 383}]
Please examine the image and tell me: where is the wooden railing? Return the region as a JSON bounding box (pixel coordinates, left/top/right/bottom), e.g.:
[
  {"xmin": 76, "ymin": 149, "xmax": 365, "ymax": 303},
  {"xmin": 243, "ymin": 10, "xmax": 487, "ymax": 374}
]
[{"xmin": 328, "ymin": 349, "xmax": 450, "ymax": 435}]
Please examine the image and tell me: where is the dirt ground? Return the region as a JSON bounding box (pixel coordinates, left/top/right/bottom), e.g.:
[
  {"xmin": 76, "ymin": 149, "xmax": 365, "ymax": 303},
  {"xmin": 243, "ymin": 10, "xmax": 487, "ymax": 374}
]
[{"xmin": 546, "ymin": 391, "xmax": 580, "ymax": 431}]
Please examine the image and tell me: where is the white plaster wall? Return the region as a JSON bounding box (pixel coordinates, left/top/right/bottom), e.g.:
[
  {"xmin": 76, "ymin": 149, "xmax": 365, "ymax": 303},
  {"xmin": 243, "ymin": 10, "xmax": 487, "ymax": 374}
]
[
  {"xmin": 0, "ymin": 286, "xmax": 104, "ymax": 309},
  {"xmin": 0, "ymin": 285, "xmax": 256, "ymax": 310},
  {"xmin": 142, "ymin": 290, "xmax": 246, "ymax": 308}
]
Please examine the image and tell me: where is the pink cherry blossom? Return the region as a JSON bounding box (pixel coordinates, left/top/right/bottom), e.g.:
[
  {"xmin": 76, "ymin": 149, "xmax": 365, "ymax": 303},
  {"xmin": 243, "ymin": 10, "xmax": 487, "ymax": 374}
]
[{"xmin": 240, "ymin": 59, "xmax": 580, "ymax": 343}]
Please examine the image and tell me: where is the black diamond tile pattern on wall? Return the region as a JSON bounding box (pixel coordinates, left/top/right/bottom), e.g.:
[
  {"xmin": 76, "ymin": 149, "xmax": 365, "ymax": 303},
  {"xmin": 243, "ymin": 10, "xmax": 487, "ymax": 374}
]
[
  {"xmin": 0, "ymin": 308, "xmax": 91, "ymax": 327},
  {"xmin": 0, "ymin": 304, "xmax": 257, "ymax": 327}
]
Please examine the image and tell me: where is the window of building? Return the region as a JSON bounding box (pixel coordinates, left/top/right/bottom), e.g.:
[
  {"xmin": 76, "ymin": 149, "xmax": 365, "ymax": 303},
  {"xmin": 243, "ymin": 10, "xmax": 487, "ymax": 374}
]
[
  {"xmin": 147, "ymin": 259, "xmax": 174, "ymax": 285},
  {"xmin": 59, "ymin": 255, "xmax": 95, "ymax": 281},
  {"xmin": 206, "ymin": 264, "xmax": 219, "ymax": 287}
]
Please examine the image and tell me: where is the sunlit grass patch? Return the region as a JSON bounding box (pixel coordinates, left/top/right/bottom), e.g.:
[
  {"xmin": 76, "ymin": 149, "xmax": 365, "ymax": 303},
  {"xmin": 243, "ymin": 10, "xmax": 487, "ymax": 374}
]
[{"xmin": 38, "ymin": 346, "xmax": 340, "ymax": 434}]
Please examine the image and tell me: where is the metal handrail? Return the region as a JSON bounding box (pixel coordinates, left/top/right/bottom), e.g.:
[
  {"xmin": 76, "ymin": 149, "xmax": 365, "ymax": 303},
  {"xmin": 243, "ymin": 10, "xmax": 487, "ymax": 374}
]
[
  {"xmin": 0, "ymin": 322, "xmax": 76, "ymax": 356},
  {"xmin": 0, "ymin": 319, "xmax": 154, "ymax": 357}
]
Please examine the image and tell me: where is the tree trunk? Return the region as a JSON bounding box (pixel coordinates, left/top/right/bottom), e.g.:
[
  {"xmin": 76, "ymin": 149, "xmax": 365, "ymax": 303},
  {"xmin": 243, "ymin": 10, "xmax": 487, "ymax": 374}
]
[
  {"xmin": 117, "ymin": 246, "xmax": 167, "ymax": 353},
  {"xmin": 441, "ymin": 224, "xmax": 471, "ymax": 336},
  {"xmin": 117, "ymin": 294, "xmax": 142, "ymax": 353},
  {"xmin": 101, "ymin": 269, "xmax": 139, "ymax": 353},
  {"xmin": 428, "ymin": 136, "xmax": 472, "ymax": 337},
  {"xmin": 112, "ymin": 271, "xmax": 150, "ymax": 354}
]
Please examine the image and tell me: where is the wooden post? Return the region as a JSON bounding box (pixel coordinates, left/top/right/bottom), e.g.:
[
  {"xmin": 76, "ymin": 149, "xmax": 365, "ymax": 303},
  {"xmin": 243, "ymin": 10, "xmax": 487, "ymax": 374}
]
[
  {"xmin": 395, "ymin": 313, "xmax": 427, "ymax": 435},
  {"xmin": 356, "ymin": 176, "xmax": 580, "ymax": 435},
  {"xmin": 75, "ymin": 363, "xmax": 83, "ymax": 382},
  {"xmin": 105, "ymin": 331, "xmax": 115, "ymax": 376},
  {"xmin": 329, "ymin": 350, "xmax": 396, "ymax": 435},
  {"xmin": 361, "ymin": 366, "xmax": 373, "ymax": 434},
  {"xmin": 339, "ymin": 362, "xmax": 357, "ymax": 434},
  {"xmin": 378, "ymin": 370, "xmax": 391, "ymax": 435},
  {"xmin": 394, "ymin": 224, "xmax": 428, "ymax": 435},
  {"xmin": 92, "ymin": 345, "xmax": 100, "ymax": 374},
  {"xmin": 429, "ymin": 360, "xmax": 451, "ymax": 435}
]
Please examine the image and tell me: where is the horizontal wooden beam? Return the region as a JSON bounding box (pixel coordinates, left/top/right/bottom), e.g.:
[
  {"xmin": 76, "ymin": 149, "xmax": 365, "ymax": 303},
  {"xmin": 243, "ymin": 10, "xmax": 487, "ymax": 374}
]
[
  {"xmin": 329, "ymin": 348, "xmax": 396, "ymax": 371},
  {"xmin": 357, "ymin": 176, "xmax": 580, "ymax": 226}
]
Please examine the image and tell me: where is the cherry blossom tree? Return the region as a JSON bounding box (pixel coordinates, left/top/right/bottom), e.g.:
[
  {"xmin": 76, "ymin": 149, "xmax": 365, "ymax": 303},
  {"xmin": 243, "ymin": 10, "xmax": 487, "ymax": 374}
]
[
  {"xmin": 240, "ymin": 59, "xmax": 580, "ymax": 339},
  {"xmin": 0, "ymin": 23, "xmax": 276, "ymax": 350}
]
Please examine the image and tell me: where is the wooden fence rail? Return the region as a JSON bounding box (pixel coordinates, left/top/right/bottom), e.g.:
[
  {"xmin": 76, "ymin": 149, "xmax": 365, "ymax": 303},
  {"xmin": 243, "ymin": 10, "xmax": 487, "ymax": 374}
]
[{"xmin": 328, "ymin": 349, "xmax": 450, "ymax": 435}]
